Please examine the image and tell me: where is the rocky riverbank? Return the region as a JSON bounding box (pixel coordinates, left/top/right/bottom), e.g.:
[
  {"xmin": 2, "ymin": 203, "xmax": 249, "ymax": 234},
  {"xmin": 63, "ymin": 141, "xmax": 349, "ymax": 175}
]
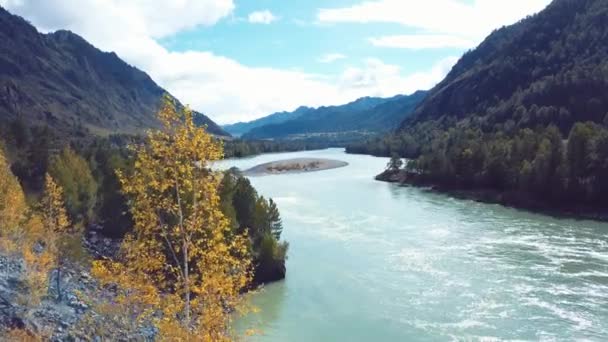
[
  {"xmin": 0, "ymin": 231, "xmax": 155, "ymax": 341},
  {"xmin": 0, "ymin": 225, "xmax": 289, "ymax": 340}
]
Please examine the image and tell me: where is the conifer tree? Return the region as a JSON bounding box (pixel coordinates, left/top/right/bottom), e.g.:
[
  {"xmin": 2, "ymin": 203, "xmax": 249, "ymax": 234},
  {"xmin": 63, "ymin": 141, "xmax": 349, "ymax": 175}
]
[{"xmin": 268, "ymin": 198, "xmax": 283, "ymax": 241}]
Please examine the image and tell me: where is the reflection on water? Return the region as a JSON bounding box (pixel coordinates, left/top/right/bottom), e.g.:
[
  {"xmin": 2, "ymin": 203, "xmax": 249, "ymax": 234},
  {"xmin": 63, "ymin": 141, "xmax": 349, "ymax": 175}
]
[{"xmin": 218, "ymin": 149, "xmax": 608, "ymax": 341}]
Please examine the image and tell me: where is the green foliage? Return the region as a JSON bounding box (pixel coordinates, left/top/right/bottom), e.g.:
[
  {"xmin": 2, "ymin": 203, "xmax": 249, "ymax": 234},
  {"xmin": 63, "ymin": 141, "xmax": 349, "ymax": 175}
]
[
  {"xmin": 404, "ymin": 123, "xmax": 608, "ymax": 207},
  {"xmin": 349, "ymin": 0, "xmax": 608, "ymax": 165},
  {"xmin": 347, "ymin": 130, "xmax": 425, "ymax": 158},
  {"xmin": 387, "ymin": 154, "xmax": 404, "ymax": 171},
  {"xmin": 223, "ymin": 137, "xmax": 363, "ymax": 159},
  {"xmin": 252, "ymin": 197, "xmax": 271, "ymax": 239},
  {"xmin": 267, "ymin": 199, "xmax": 283, "ymax": 241},
  {"xmin": 48, "ymin": 147, "xmax": 98, "ymax": 223},
  {"xmin": 567, "ymin": 123, "xmax": 596, "ymax": 181},
  {"xmin": 83, "ymin": 139, "xmax": 134, "ymax": 237},
  {"xmin": 225, "ymin": 173, "xmax": 284, "ymax": 245},
  {"xmin": 0, "ymin": 121, "xmax": 57, "ymax": 192},
  {"xmin": 231, "ymin": 176, "xmax": 257, "ymax": 233},
  {"xmin": 397, "ymin": 0, "xmax": 608, "ymax": 134},
  {"xmin": 218, "ymin": 169, "xmax": 288, "ymax": 283},
  {"xmin": 0, "ymin": 118, "xmax": 136, "ymax": 238},
  {"xmin": 258, "ymin": 233, "xmax": 278, "ymax": 265},
  {"xmin": 258, "ymin": 233, "xmax": 289, "ymax": 266},
  {"xmin": 218, "ymin": 169, "xmax": 239, "ymax": 230},
  {"xmin": 350, "ymin": 1, "xmax": 608, "ymax": 212}
]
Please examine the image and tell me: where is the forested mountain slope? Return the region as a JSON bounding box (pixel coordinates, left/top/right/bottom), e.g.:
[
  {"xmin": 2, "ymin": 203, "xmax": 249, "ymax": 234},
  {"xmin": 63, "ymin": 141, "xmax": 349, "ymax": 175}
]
[
  {"xmin": 0, "ymin": 7, "xmax": 227, "ymax": 136},
  {"xmin": 360, "ymin": 0, "xmax": 608, "ymax": 215},
  {"xmin": 400, "ymin": 0, "xmax": 608, "ymax": 133}
]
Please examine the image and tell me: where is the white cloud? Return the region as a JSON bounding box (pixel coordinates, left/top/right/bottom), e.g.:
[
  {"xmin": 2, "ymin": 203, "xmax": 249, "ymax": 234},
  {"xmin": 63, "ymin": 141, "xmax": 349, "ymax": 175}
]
[
  {"xmin": 319, "ymin": 0, "xmax": 551, "ymax": 49},
  {"xmin": 339, "ymin": 57, "xmax": 458, "ymax": 96},
  {"xmin": 1, "ymin": 0, "xmax": 235, "ymax": 38},
  {"xmin": 248, "ymin": 10, "xmax": 277, "ymax": 24},
  {"xmin": 155, "ymin": 54, "xmax": 454, "ymax": 123},
  {"xmin": 0, "ymin": 0, "xmax": 457, "ymax": 124},
  {"xmin": 318, "ymin": 53, "xmax": 347, "ymax": 64},
  {"xmin": 370, "ymin": 35, "xmax": 475, "ymax": 49}
]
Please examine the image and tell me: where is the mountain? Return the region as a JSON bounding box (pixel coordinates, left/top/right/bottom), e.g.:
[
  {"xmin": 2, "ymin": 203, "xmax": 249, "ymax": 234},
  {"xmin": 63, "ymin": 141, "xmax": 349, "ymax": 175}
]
[
  {"xmin": 223, "ymin": 106, "xmax": 313, "ymax": 137},
  {"xmin": 238, "ymin": 91, "xmax": 426, "ymax": 140},
  {"xmin": 399, "ymin": 0, "xmax": 608, "ymax": 134},
  {"xmin": 0, "ymin": 7, "xmax": 228, "ymax": 137},
  {"xmin": 364, "ymin": 0, "xmax": 608, "ymax": 216}
]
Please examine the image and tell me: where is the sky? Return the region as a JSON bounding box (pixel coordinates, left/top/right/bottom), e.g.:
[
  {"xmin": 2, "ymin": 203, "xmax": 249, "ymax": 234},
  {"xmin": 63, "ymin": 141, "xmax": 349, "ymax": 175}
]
[{"xmin": 0, "ymin": 0, "xmax": 551, "ymax": 124}]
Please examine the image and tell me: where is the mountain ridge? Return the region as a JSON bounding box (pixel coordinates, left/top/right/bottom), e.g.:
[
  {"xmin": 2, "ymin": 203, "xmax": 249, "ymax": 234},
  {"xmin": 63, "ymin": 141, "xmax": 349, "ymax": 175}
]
[
  {"xmin": 223, "ymin": 105, "xmax": 313, "ymax": 137},
  {"xmin": 0, "ymin": 6, "xmax": 228, "ymax": 137},
  {"xmin": 361, "ymin": 0, "xmax": 608, "ymax": 217},
  {"xmin": 228, "ymin": 91, "xmax": 427, "ymax": 139},
  {"xmin": 399, "ymin": 0, "xmax": 608, "ymax": 133}
]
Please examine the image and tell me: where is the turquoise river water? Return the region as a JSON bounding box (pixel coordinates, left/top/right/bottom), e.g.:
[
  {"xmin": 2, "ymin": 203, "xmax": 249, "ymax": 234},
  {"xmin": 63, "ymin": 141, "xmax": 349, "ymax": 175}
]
[{"xmin": 216, "ymin": 148, "xmax": 608, "ymax": 341}]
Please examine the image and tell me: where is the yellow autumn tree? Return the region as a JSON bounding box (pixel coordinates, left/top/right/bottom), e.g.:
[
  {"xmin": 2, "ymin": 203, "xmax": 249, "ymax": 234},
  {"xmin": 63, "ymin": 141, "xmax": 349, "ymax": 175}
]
[
  {"xmin": 92, "ymin": 97, "xmax": 252, "ymax": 341},
  {"xmin": 0, "ymin": 148, "xmax": 54, "ymax": 323},
  {"xmin": 0, "ymin": 145, "xmax": 28, "ymax": 253},
  {"xmin": 38, "ymin": 173, "xmax": 71, "ymax": 301},
  {"xmin": 21, "ymin": 214, "xmax": 53, "ymax": 307}
]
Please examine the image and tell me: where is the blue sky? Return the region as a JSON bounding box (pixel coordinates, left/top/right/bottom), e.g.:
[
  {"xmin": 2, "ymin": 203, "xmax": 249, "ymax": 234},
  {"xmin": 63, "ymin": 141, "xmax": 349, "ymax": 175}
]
[
  {"xmin": 159, "ymin": 1, "xmax": 461, "ymax": 77},
  {"xmin": 1, "ymin": 0, "xmax": 551, "ymax": 124}
]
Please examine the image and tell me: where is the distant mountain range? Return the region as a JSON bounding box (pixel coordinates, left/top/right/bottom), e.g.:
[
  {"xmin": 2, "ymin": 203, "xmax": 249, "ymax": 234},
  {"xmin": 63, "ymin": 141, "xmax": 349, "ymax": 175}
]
[
  {"xmin": 223, "ymin": 106, "xmax": 313, "ymax": 137},
  {"xmin": 0, "ymin": 7, "xmax": 228, "ymax": 137},
  {"xmin": 224, "ymin": 91, "xmax": 427, "ymax": 139}
]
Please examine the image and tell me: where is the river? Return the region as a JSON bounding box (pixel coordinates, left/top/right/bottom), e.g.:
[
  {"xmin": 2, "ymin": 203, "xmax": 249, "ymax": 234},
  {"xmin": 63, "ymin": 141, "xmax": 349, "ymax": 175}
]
[{"xmin": 216, "ymin": 148, "xmax": 608, "ymax": 341}]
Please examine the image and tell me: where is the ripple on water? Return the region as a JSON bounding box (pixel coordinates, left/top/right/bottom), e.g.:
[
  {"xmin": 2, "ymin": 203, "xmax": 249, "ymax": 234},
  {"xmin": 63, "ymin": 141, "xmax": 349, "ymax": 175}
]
[{"xmin": 226, "ymin": 150, "xmax": 608, "ymax": 341}]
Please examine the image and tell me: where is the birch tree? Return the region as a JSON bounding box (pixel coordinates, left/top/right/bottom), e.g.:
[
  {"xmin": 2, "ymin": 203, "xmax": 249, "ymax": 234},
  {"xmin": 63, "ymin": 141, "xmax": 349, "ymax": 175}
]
[{"xmin": 92, "ymin": 97, "xmax": 252, "ymax": 341}]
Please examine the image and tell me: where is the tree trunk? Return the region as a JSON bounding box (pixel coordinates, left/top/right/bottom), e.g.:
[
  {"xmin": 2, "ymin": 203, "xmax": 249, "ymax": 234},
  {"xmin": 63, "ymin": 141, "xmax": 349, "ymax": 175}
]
[
  {"xmin": 174, "ymin": 174, "xmax": 190, "ymax": 328},
  {"xmin": 56, "ymin": 265, "xmax": 62, "ymax": 301},
  {"xmin": 183, "ymin": 239, "xmax": 190, "ymax": 327}
]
